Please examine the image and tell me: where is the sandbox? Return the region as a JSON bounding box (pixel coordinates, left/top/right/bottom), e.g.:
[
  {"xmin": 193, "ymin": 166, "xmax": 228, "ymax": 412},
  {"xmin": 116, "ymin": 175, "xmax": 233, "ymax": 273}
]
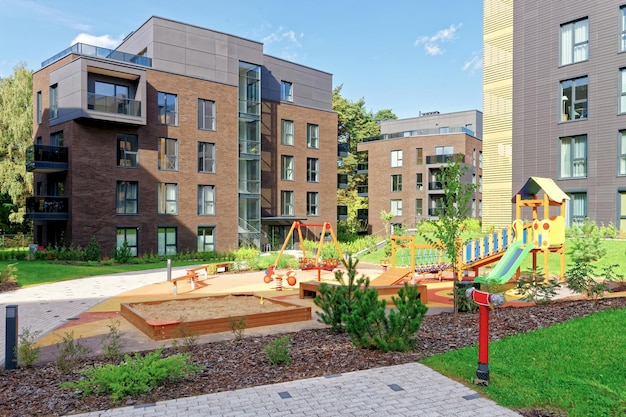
[{"xmin": 120, "ymin": 294, "xmax": 312, "ymax": 340}]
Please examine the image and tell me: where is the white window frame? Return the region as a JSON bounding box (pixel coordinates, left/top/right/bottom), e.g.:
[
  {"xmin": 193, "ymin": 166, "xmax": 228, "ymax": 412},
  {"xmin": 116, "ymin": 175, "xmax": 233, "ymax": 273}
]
[
  {"xmin": 391, "ymin": 199, "xmax": 402, "ymax": 216},
  {"xmin": 391, "ymin": 150, "xmax": 403, "ymax": 167}
]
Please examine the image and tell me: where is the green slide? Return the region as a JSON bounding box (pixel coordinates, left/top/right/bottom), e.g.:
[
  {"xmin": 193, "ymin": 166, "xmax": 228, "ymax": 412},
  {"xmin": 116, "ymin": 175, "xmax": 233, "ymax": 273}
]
[{"xmin": 474, "ymin": 241, "xmax": 535, "ymax": 284}]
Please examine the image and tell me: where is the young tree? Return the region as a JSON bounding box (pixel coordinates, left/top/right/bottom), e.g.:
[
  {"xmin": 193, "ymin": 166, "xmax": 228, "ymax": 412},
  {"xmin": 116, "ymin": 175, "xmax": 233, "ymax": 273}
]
[
  {"xmin": 0, "ymin": 64, "xmax": 33, "ymax": 224},
  {"xmin": 421, "ymin": 158, "xmax": 476, "ymax": 319}
]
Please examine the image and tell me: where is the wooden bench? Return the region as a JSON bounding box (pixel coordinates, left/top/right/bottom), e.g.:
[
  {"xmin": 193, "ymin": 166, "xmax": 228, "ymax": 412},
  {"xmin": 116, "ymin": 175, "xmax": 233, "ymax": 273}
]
[
  {"xmin": 207, "ymin": 262, "xmax": 231, "ymax": 274},
  {"xmin": 171, "ymin": 265, "xmax": 211, "ymax": 294},
  {"xmin": 299, "ymin": 280, "xmax": 428, "ymax": 305}
]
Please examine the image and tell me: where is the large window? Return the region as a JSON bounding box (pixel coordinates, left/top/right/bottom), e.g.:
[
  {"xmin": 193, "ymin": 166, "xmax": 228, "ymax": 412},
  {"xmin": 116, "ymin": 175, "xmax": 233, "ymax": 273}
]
[
  {"xmin": 157, "ymin": 227, "xmax": 177, "ymax": 256},
  {"xmin": 158, "ymin": 138, "xmax": 178, "ymax": 171},
  {"xmin": 116, "ymin": 181, "xmax": 138, "ymax": 214},
  {"xmin": 198, "ymin": 185, "xmax": 215, "ymax": 215},
  {"xmin": 566, "ymin": 192, "xmax": 587, "ymax": 226},
  {"xmin": 158, "ymin": 183, "xmax": 178, "ymax": 215},
  {"xmin": 198, "ymin": 99, "xmax": 215, "ymax": 130},
  {"xmin": 620, "ymin": 192, "xmax": 626, "ymax": 234},
  {"xmin": 36, "ymin": 91, "xmax": 42, "ymax": 124},
  {"xmin": 416, "ymin": 148, "xmax": 423, "ymax": 165},
  {"xmin": 415, "ymin": 198, "xmax": 423, "ymax": 217},
  {"xmin": 116, "ymin": 228, "xmax": 138, "ymax": 256},
  {"xmin": 620, "ymin": 131, "xmax": 626, "ymax": 175},
  {"xmin": 307, "ymin": 158, "xmax": 319, "ymax": 182},
  {"xmin": 391, "ymin": 174, "xmax": 402, "ymax": 192},
  {"xmin": 50, "ymin": 131, "xmax": 64, "ymax": 147},
  {"xmin": 560, "ymin": 18, "xmax": 588, "ymax": 66},
  {"xmin": 391, "ymin": 199, "xmax": 402, "ymax": 216},
  {"xmin": 619, "ymin": 69, "xmax": 626, "ymax": 114},
  {"xmin": 197, "ymin": 226, "xmax": 215, "ymax": 252},
  {"xmin": 157, "ymin": 92, "xmax": 177, "ymax": 125},
  {"xmin": 280, "ymin": 81, "xmax": 293, "ymax": 102},
  {"xmin": 416, "ymin": 173, "xmax": 423, "ymax": 191},
  {"xmin": 307, "ymin": 192, "xmax": 319, "ymax": 216},
  {"xmin": 621, "ymin": 7, "xmax": 626, "ymax": 52},
  {"xmin": 307, "ymin": 124, "xmax": 319, "ymax": 149},
  {"xmin": 281, "ymin": 155, "xmax": 294, "ymax": 181},
  {"xmin": 560, "ymin": 135, "xmax": 587, "ymax": 179},
  {"xmin": 391, "ymin": 150, "xmax": 403, "ymax": 167},
  {"xmin": 561, "ymin": 77, "xmax": 588, "ymax": 121},
  {"xmin": 49, "ymin": 84, "xmax": 58, "ymax": 119},
  {"xmin": 198, "ymin": 142, "xmax": 215, "ymax": 173},
  {"xmin": 117, "ymin": 133, "xmax": 138, "ymax": 167},
  {"xmin": 281, "ymin": 190, "xmax": 294, "ymax": 215},
  {"xmin": 281, "ymin": 120, "xmax": 294, "ymax": 145}
]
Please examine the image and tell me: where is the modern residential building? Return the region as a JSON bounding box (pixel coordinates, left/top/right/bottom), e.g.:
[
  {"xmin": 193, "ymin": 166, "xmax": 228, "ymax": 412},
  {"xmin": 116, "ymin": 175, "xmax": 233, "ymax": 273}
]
[
  {"xmin": 28, "ymin": 16, "xmax": 337, "ymax": 256},
  {"xmin": 356, "ymin": 110, "xmax": 483, "ymax": 235},
  {"xmin": 511, "ymin": 1, "xmax": 626, "ymax": 230}
]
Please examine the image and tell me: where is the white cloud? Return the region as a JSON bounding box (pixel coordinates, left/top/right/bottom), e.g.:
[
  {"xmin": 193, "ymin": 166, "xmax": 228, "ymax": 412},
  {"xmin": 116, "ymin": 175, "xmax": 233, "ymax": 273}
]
[
  {"xmin": 415, "ymin": 23, "xmax": 462, "ymax": 56},
  {"xmin": 462, "ymin": 51, "xmax": 483, "ymax": 73},
  {"xmin": 70, "ymin": 34, "xmax": 125, "ymax": 49},
  {"xmin": 261, "ymin": 27, "xmax": 304, "ymax": 61},
  {"xmin": 262, "ymin": 27, "xmax": 303, "ymax": 49}
]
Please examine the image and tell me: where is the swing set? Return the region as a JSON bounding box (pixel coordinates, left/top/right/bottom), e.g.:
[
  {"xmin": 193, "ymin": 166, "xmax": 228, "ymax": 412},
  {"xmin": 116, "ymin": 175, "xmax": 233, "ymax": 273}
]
[{"xmin": 272, "ymin": 221, "xmax": 345, "ymax": 281}]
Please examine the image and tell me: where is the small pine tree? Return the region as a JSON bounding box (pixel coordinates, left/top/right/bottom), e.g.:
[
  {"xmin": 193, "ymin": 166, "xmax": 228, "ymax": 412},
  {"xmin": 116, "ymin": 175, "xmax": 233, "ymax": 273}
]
[{"xmin": 84, "ymin": 236, "xmax": 101, "ymax": 262}]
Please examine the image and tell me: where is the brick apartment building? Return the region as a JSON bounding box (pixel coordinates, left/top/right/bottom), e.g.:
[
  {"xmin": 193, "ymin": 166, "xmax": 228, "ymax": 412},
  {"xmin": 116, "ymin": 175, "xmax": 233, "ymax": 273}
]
[
  {"xmin": 356, "ymin": 110, "xmax": 483, "ymax": 235},
  {"xmin": 28, "ymin": 16, "xmax": 337, "ymax": 256}
]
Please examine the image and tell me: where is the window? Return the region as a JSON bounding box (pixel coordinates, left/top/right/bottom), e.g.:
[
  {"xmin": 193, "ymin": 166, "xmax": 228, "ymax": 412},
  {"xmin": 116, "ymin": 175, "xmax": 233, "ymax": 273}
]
[
  {"xmin": 560, "ymin": 18, "xmax": 588, "ymax": 66},
  {"xmin": 391, "ymin": 150, "xmax": 403, "ymax": 167},
  {"xmin": 307, "ymin": 192, "xmax": 319, "ymax": 216},
  {"xmin": 281, "ymin": 155, "xmax": 294, "ymax": 180},
  {"xmin": 435, "ymin": 146, "xmax": 454, "ymax": 155},
  {"xmin": 198, "ymin": 185, "xmax": 215, "ymax": 215},
  {"xmin": 49, "ymin": 84, "xmax": 58, "ymax": 119},
  {"xmin": 197, "ymin": 99, "xmax": 215, "ymax": 130},
  {"xmin": 280, "ymin": 81, "xmax": 293, "ymax": 102},
  {"xmin": 50, "ymin": 131, "xmax": 64, "ymax": 147},
  {"xmin": 158, "ymin": 138, "xmax": 178, "ymax": 170},
  {"xmin": 472, "ymin": 199, "xmax": 477, "ymax": 217},
  {"xmin": 281, "ymin": 120, "xmax": 294, "ymax": 145},
  {"xmin": 619, "ymin": 69, "xmax": 626, "ymax": 114},
  {"xmin": 36, "ymin": 91, "xmax": 42, "ymax": 124},
  {"xmin": 116, "ymin": 181, "xmax": 138, "ymax": 214},
  {"xmin": 561, "ymin": 77, "xmax": 588, "ymax": 121},
  {"xmin": 473, "ymin": 149, "xmax": 477, "ymax": 166},
  {"xmin": 566, "ymin": 192, "xmax": 587, "ymax": 226},
  {"xmin": 621, "ymin": 7, "xmax": 626, "ymax": 52},
  {"xmin": 281, "ymin": 191, "xmax": 294, "ymax": 215},
  {"xmin": 158, "ymin": 183, "xmax": 178, "ymax": 215},
  {"xmin": 117, "ymin": 133, "xmax": 138, "ymax": 167},
  {"xmin": 307, "ymin": 158, "xmax": 319, "ymax": 182},
  {"xmin": 391, "ymin": 174, "xmax": 402, "ymax": 192},
  {"xmin": 197, "ymin": 226, "xmax": 215, "ymax": 252},
  {"xmin": 479, "ymin": 200, "xmax": 482, "ymax": 217},
  {"xmin": 415, "ymin": 198, "xmax": 423, "ymax": 216},
  {"xmin": 619, "ymin": 191, "xmax": 626, "ymax": 234},
  {"xmin": 560, "ymin": 135, "xmax": 587, "ymax": 178},
  {"xmin": 307, "ymin": 124, "xmax": 319, "ymax": 149},
  {"xmin": 416, "ymin": 173, "xmax": 423, "ymax": 191},
  {"xmin": 479, "ymin": 151, "xmax": 483, "ymax": 169},
  {"xmin": 92, "ymin": 81, "xmax": 130, "ymax": 114},
  {"xmin": 157, "ymin": 227, "xmax": 177, "ymax": 256},
  {"xmin": 157, "ymin": 92, "xmax": 177, "ymax": 125},
  {"xmin": 620, "ymin": 131, "xmax": 626, "ymax": 175},
  {"xmin": 198, "ymin": 142, "xmax": 216, "ymax": 173},
  {"xmin": 116, "ymin": 228, "xmax": 138, "ymax": 256},
  {"xmin": 391, "ymin": 199, "xmax": 402, "ymax": 216},
  {"xmin": 479, "ymin": 175, "xmax": 482, "ymax": 192},
  {"xmin": 416, "ymin": 148, "xmax": 423, "ymax": 165}
]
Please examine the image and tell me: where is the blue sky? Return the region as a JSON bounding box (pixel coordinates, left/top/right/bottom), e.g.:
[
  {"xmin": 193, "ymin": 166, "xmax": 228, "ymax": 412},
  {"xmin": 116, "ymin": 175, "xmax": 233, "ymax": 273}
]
[{"xmin": 0, "ymin": 0, "xmax": 483, "ymax": 119}]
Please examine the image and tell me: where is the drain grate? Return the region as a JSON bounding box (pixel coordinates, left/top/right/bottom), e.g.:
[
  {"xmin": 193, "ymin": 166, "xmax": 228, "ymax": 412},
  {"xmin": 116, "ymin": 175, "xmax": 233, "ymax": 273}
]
[
  {"xmin": 278, "ymin": 391, "xmax": 292, "ymax": 399},
  {"xmin": 388, "ymin": 384, "xmax": 404, "ymax": 392},
  {"xmin": 463, "ymin": 393, "xmax": 481, "ymax": 400}
]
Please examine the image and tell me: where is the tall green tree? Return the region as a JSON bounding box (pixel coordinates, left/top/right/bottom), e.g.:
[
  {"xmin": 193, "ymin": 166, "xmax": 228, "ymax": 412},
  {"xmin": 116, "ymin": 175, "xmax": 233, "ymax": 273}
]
[
  {"xmin": 333, "ymin": 85, "xmax": 396, "ymax": 234},
  {"xmin": 0, "ymin": 64, "xmax": 33, "ymax": 224}
]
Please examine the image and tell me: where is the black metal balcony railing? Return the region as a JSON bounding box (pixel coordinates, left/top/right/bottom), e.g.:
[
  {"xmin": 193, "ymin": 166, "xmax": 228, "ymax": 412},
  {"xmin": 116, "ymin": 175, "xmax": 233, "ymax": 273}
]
[
  {"xmin": 425, "ymin": 153, "xmax": 465, "ymax": 164},
  {"xmin": 87, "ymin": 93, "xmax": 141, "ymax": 117},
  {"xmin": 25, "ymin": 145, "xmax": 68, "ymax": 172},
  {"xmin": 26, "ymin": 196, "xmax": 69, "ymax": 220},
  {"xmin": 428, "ymin": 181, "xmax": 444, "ymax": 191},
  {"xmin": 337, "ymin": 174, "xmax": 348, "ymax": 189}
]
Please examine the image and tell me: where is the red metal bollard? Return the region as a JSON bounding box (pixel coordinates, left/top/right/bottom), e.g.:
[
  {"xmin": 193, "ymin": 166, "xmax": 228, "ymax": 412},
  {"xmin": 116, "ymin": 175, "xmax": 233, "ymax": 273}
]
[{"xmin": 466, "ymin": 287, "xmax": 505, "ymax": 385}]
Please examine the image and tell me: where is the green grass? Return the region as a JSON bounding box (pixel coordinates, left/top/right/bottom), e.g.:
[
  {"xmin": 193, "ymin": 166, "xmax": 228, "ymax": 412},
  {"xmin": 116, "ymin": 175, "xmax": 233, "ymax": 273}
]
[
  {"xmin": 420, "ymin": 308, "xmax": 626, "ymax": 416},
  {"xmin": 0, "ymin": 260, "xmax": 205, "ymax": 287}
]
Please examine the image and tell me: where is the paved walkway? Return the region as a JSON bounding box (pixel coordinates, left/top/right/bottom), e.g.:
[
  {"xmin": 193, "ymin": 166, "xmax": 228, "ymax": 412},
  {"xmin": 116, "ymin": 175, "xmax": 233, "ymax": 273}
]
[{"xmin": 0, "ymin": 267, "xmax": 523, "ymax": 417}]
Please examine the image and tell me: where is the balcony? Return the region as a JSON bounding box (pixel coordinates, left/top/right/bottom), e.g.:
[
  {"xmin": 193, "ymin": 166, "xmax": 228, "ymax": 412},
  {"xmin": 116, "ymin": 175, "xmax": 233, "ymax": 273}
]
[
  {"xmin": 337, "ymin": 174, "xmax": 348, "ymax": 189},
  {"xmin": 362, "ymin": 125, "xmax": 475, "ymax": 142},
  {"xmin": 425, "ymin": 153, "xmax": 464, "ymax": 165},
  {"xmin": 338, "ymin": 142, "xmax": 349, "ymax": 157},
  {"xmin": 357, "ymin": 185, "xmax": 368, "ymax": 197},
  {"xmin": 357, "ymin": 162, "xmax": 368, "ymax": 174},
  {"xmin": 87, "ymin": 93, "xmax": 141, "ymax": 117},
  {"xmin": 337, "ymin": 205, "xmax": 348, "ymax": 221},
  {"xmin": 428, "ymin": 207, "xmax": 443, "ymax": 217},
  {"xmin": 42, "ymin": 43, "xmax": 152, "ymax": 68},
  {"xmin": 26, "ymin": 145, "xmax": 68, "ymax": 173},
  {"xmin": 428, "ymin": 181, "xmax": 444, "ymax": 191},
  {"xmin": 26, "ymin": 196, "xmax": 69, "ymax": 220},
  {"xmin": 357, "ymin": 209, "xmax": 368, "ymax": 221}
]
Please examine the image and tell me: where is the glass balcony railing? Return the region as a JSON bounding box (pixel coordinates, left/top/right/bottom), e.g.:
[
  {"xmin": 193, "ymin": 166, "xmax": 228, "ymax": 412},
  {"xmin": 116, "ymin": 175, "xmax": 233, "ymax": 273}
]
[
  {"xmin": 87, "ymin": 93, "xmax": 141, "ymax": 117},
  {"xmin": 26, "ymin": 145, "xmax": 68, "ymax": 172},
  {"xmin": 362, "ymin": 126, "xmax": 475, "ymax": 142},
  {"xmin": 239, "ymin": 140, "xmax": 260, "ymax": 156},
  {"xmin": 425, "ymin": 153, "xmax": 464, "ymax": 164},
  {"xmin": 238, "ymin": 180, "xmax": 260, "ymax": 194},
  {"xmin": 42, "ymin": 43, "xmax": 152, "ymax": 68}
]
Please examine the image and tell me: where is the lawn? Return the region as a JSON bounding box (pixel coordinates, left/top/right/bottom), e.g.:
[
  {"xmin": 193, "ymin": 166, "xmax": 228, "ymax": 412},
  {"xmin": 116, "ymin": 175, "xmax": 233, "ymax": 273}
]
[{"xmin": 421, "ymin": 308, "xmax": 626, "ymax": 417}]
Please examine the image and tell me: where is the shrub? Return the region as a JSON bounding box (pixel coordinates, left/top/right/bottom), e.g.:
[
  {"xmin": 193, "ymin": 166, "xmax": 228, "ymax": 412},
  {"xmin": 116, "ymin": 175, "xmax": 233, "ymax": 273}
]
[
  {"xmin": 61, "ymin": 348, "xmax": 203, "ymax": 402},
  {"xmin": 452, "ymin": 284, "xmax": 479, "ymax": 313},
  {"xmin": 343, "ymin": 283, "xmax": 428, "ymax": 352},
  {"xmin": 16, "ymin": 328, "xmax": 41, "ymax": 368},
  {"xmin": 229, "ymin": 316, "xmax": 246, "ymax": 341},
  {"xmin": 264, "ymin": 336, "xmax": 292, "ymax": 366},
  {"xmin": 100, "ymin": 320, "xmax": 125, "ymax": 363},
  {"xmin": 84, "ymin": 236, "xmax": 101, "ymax": 262},
  {"xmin": 0, "ymin": 263, "xmax": 18, "ymax": 285},
  {"xmin": 56, "ymin": 330, "xmax": 91, "ymax": 372},
  {"xmin": 171, "ymin": 318, "xmax": 199, "ymax": 352},
  {"xmin": 112, "ymin": 240, "xmax": 133, "ymax": 264}
]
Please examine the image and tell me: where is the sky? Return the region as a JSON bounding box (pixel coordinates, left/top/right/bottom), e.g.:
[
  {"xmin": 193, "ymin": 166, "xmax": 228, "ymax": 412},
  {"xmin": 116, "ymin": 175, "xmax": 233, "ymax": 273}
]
[{"xmin": 0, "ymin": 0, "xmax": 483, "ymax": 120}]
